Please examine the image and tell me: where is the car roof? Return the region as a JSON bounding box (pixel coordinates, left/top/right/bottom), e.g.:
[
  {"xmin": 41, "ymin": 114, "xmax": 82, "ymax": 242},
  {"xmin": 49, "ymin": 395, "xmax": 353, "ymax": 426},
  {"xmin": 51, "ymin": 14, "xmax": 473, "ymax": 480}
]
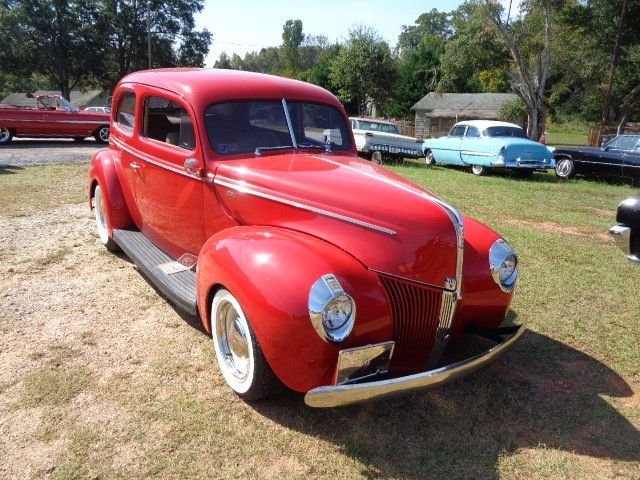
[
  {"xmin": 455, "ymin": 120, "xmax": 522, "ymax": 130},
  {"xmin": 350, "ymin": 117, "xmax": 396, "ymax": 126},
  {"xmin": 119, "ymin": 68, "xmax": 342, "ymax": 113}
]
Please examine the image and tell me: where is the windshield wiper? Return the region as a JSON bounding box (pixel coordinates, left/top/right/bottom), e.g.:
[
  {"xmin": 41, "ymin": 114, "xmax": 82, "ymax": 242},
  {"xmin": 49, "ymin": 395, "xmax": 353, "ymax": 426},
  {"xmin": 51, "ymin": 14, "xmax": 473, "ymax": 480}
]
[
  {"xmin": 255, "ymin": 145, "xmax": 294, "ymax": 156},
  {"xmin": 297, "ymin": 142, "xmax": 332, "ymax": 153}
]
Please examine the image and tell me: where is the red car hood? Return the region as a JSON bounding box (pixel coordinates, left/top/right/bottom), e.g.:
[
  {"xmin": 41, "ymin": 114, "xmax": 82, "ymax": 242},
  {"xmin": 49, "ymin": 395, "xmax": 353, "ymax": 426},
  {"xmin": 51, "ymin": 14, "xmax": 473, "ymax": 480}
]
[{"xmin": 213, "ymin": 152, "xmax": 459, "ymax": 289}]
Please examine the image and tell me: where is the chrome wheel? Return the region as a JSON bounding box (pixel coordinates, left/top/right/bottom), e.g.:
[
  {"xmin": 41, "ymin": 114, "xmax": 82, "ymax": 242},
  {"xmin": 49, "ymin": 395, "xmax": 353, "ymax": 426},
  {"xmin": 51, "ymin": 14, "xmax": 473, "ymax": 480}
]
[
  {"xmin": 425, "ymin": 150, "xmax": 435, "ymax": 165},
  {"xmin": 371, "ymin": 151, "xmax": 382, "ymax": 164},
  {"xmin": 555, "ymin": 158, "xmax": 574, "ymax": 179},
  {"xmin": 212, "ymin": 290, "xmax": 254, "ymax": 394},
  {"xmin": 0, "ymin": 127, "xmax": 12, "ymax": 145},
  {"xmin": 471, "ymin": 164, "xmax": 486, "ymax": 176}
]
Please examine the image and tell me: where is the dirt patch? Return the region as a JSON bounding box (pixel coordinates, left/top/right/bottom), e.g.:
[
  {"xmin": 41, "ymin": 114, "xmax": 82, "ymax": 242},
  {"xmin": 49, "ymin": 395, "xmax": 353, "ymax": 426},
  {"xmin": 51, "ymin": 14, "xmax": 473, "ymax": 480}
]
[{"xmin": 504, "ymin": 218, "xmax": 612, "ymax": 242}]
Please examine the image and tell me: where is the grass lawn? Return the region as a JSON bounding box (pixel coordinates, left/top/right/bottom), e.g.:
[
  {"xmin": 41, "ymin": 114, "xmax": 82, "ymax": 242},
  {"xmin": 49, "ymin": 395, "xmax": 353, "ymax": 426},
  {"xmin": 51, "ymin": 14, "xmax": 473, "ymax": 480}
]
[{"xmin": 1, "ymin": 161, "xmax": 638, "ymax": 479}]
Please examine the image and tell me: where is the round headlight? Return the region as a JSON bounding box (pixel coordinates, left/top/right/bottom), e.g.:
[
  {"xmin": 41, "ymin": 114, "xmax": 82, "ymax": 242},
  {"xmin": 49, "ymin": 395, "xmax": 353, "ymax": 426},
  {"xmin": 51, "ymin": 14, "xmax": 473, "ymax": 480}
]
[
  {"xmin": 489, "ymin": 239, "xmax": 518, "ymax": 292},
  {"xmin": 309, "ymin": 274, "xmax": 356, "ymax": 343}
]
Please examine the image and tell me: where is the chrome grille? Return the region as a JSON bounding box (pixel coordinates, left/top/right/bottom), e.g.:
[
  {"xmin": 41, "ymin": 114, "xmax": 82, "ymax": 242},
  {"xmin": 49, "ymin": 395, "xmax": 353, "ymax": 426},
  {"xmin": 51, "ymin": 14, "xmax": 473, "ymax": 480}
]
[{"xmin": 379, "ymin": 276, "xmax": 444, "ymax": 373}]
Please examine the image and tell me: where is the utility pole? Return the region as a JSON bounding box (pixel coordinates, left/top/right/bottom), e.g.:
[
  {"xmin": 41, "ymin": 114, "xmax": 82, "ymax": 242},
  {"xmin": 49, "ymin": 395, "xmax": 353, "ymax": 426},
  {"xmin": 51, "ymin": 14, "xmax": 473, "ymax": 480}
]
[{"xmin": 147, "ymin": 1, "xmax": 152, "ymax": 69}]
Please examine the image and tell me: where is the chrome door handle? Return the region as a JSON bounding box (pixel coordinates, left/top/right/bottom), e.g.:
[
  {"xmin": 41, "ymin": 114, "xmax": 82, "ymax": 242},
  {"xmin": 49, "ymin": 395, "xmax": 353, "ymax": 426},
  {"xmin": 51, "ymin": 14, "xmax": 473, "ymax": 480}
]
[{"xmin": 184, "ymin": 158, "xmax": 202, "ymax": 177}]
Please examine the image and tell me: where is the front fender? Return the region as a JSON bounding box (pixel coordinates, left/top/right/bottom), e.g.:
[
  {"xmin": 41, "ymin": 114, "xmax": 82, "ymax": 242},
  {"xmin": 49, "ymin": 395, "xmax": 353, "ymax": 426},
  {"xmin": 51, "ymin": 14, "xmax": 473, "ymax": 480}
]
[
  {"xmin": 87, "ymin": 148, "xmax": 133, "ymax": 232},
  {"xmin": 196, "ymin": 226, "xmax": 391, "ymax": 393}
]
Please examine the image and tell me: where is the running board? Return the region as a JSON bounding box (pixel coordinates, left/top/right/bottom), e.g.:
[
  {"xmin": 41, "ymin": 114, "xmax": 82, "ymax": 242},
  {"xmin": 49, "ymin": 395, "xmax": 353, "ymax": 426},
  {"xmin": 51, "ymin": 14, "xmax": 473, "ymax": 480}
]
[{"xmin": 113, "ymin": 229, "xmax": 197, "ymax": 315}]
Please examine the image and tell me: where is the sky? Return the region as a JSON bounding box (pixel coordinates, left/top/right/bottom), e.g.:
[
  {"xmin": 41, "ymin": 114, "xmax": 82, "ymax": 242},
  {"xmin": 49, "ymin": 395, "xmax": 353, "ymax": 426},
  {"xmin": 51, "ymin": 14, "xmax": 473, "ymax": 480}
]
[{"xmin": 195, "ymin": 0, "xmax": 468, "ymax": 66}]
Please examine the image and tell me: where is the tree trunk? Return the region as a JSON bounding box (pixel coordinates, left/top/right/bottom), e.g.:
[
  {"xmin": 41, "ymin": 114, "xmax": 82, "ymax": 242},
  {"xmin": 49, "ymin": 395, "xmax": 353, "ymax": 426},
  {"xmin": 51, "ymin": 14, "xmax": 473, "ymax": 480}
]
[{"xmin": 600, "ymin": 0, "xmax": 628, "ymax": 129}]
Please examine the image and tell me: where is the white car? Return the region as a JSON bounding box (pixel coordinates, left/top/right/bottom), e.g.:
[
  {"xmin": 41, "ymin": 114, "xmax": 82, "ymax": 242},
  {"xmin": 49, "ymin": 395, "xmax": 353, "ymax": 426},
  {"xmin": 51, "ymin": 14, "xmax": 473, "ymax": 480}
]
[
  {"xmin": 350, "ymin": 117, "xmax": 423, "ymax": 164},
  {"xmin": 84, "ymin": 106, "xmax": 111, "ymax": 114}
]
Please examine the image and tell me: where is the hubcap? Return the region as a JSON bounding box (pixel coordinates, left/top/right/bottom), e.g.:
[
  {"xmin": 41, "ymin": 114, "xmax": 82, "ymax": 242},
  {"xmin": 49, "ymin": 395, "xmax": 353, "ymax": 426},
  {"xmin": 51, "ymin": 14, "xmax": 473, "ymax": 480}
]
[
  {"xmin": 99, "ymin": 127, "xmax": 109, "ymax": 142},
  {"xmin": 426, "ymin": 151, "xmax": 434, "ymax": 165},
  {"xmin": 0, "ymin": 128, "xmax": 9, "ymax": 142},
  {"xmin": 215, "ymin": 299, "xmax": 250, "ymax": 382},
  {"xmin": 472, "ymin": 165, "xmax": 484, "ymax": 175},
  {"xmin": 557, "ymin": 160, "xmax": 570, "ymax": 177}
]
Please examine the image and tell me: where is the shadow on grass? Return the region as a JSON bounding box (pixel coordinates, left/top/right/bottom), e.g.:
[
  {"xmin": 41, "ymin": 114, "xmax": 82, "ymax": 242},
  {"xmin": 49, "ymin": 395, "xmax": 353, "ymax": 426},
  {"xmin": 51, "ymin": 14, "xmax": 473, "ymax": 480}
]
[
  {"xmin": 0, "ymin": 163, "xmax": 24, "ymax": 175},
  {"xmin": 4, "ymin": 138, "xmax": 102, "ymax": 149},
  {"xmin": 251, "ymin": 330, "xmax": 639, "ymax": 479}
]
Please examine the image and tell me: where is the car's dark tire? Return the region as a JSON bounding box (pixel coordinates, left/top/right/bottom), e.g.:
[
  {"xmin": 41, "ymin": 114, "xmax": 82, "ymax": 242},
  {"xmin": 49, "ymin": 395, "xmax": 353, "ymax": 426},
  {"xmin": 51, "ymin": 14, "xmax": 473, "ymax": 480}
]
[
  {"xmin": 471, "ymin": 164, "xmax": 488, "ymax": 176},
  {"xmin": 425, "ymin": 150, "xmax": 435, "ymax": 166},
  {"xmin": 555, "ymin": 158, "xmax": 575, "ymax": 179},
  {"xmin": 370, "ymin": 151, "xmax": 383, "ymax": 164},
  {"xmin": 0, "ymin": 127, "xmax": 13, "ymax": 145},
  {"xmin": 211, "ymin": 289, "xmax": 281, "ymax": 401},
  {"xmin": 93, "ymin": 184, "xmax": 120, "ymax": 252},
  {"xmin": 94, "ymin": 126, "xmax": 110, "ymax": 143}
]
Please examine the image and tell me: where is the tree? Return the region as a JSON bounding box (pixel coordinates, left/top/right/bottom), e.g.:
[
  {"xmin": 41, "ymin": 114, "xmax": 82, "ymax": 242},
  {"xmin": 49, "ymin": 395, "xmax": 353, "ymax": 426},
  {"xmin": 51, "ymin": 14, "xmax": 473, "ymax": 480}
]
[
  {"xmin": 1, "ymin": 0, "xmax": 106, "ymax": 100},
  {"xmin": 281, "ymin": 19, "xmax": 304, "ymax": 75},
  {"xmin": 329, "ymin": 26, "xmax": 397, "ymax": 115},
  {"xmin": 437, "ymin": 2, "xmax": 510, "ymax": 93},
  {"xmin": 482, "ymin": 0, "xmax": 559, "ymax": 140},
  {"xmin": 214, "ymin": 52, "xmax": 233, "ymax": 69},
  {"xmin": 397, "ymin": 9, "xmax": 452, "ymax": 54}
]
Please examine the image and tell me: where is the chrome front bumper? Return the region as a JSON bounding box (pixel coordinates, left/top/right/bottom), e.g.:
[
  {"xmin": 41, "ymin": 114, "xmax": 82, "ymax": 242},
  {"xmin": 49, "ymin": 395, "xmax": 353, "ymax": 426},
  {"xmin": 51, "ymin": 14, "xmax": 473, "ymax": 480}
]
[
  {"xmin": 304, "ymin": 321, "xmax": 526, "ymax": 408},
  {"xmin": 609, "ymin": 225, "xmax": 640, "ymax": 263}
]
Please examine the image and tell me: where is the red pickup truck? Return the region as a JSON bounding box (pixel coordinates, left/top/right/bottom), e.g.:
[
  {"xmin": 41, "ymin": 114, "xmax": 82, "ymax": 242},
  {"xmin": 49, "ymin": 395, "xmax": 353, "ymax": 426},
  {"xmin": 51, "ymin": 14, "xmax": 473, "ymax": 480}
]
[{"xmin": 0, "ymin": 95, "xmax": 110, "ymax": 145}]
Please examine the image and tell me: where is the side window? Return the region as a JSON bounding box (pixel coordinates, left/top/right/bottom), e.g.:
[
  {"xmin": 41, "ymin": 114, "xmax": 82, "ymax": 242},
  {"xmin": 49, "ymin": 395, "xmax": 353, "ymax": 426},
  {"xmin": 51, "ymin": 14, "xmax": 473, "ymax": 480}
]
[
  {"xmin": 449, "ymin": 126, "xmax": 466, "ymax": 137},
  {"xmin": 142, "ymin": 95, "xmax": 195, "ymax": 150},
  {"xmin": 116, "ymin": 92, "xmax": 135, "ymax": 130},
  {"xmin": 465, "ymin": 127, "xmax": 480, "ymax": 138}
]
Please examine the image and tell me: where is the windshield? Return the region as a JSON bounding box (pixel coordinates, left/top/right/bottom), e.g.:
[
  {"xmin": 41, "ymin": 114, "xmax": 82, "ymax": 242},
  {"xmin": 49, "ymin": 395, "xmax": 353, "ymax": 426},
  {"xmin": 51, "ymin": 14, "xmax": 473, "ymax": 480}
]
[
  {"xmin": 355, "ymin": 120, "xmax": 399, "ymax": 134},
  {"xmin": 37, "ymin": 96, "xmax": 80, "ymax": 112},
  {"xmin": 483, "ymin": 126, "xmax": 526, "ymax": 138},
  {"xmin": 605, "ymin": 135, "xmax": 640, "ymax": 151},
  {"xmin": 205, "ymin": 100, "xmax": 351, "ymax": 155}
]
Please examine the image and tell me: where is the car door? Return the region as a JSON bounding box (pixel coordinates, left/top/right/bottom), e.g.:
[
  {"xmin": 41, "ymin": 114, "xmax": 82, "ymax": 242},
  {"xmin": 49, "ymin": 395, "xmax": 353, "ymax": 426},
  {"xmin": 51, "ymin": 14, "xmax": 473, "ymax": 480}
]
[
  {"xmin": 590, "ymin": 136, "xmax": 630, "ymax": 177},
  {"xmin": 437, "ymin": 125, "xmax": 465, "ymax": 165},
  {"xmin": 460, "ymin": 126, "xmax": 491, "ymax": 166},
  {"xmin": 622, "ymin": 137, "xmax": 640, "ymax": 180},
  {"xmin": 133, "ymin": 90, "xmax": 206, "ymax": 257}
]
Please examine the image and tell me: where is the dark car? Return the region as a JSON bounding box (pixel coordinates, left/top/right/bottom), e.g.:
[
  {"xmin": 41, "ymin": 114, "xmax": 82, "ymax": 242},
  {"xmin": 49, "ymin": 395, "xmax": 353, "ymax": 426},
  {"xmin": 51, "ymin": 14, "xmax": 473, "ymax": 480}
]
[
  {"xmin": 553, "ymin": 134, "xmax": 640, "ymax": 183},
  {"xmin": 609, "ymin": 195, "xmax": 640, "ymax": 263}
]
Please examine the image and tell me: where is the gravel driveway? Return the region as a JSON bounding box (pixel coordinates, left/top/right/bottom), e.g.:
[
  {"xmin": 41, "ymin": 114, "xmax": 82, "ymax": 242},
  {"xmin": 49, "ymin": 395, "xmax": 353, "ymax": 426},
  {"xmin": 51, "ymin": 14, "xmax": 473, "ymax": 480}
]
[{"xmin": 0, "ymin": 138, "xmax": 102, "ymax": 166}]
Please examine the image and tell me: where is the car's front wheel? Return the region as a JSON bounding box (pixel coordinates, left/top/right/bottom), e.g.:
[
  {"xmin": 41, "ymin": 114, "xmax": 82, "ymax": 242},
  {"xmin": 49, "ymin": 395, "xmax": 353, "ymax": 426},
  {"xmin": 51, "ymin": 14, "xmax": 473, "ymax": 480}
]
[
  {"xmin": 211, "ymin": 289, "xmax": 280, "ymax": 401},
  {"xmin": 0, "ymin": 127, "xmax": 13, "ymax": 145},
  {"xmin": 94, "ymin": 126, "xmax": 110, "ymax": 143},
  {"xmin": 555, "ymin": 158, "xmax": 575, "ymax": 179},
  {"xmin": 425, "ymin": 150, "xmax": 435, "ymax": 166},
  {"xmin": 93, "ymin": 184, "xmax": 119, "ymax": 252}
]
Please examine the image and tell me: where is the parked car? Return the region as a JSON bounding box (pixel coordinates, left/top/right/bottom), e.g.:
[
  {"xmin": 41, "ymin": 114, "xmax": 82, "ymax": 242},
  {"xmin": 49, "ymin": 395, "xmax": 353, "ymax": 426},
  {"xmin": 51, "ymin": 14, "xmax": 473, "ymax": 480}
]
[
  {"xmin": 84, "ymin": 106, "xmax": 112, "ymax": 114},
  {"xmin": 350, "ymin": 117, "xmax": 423, "ymax": 164},
  {"xmin": 609, "ymin": 194, "xmax": 640, "ymax": 263},
  {"xmin": 422, "ymin": 120, "xmax": 553, "ymax": 177},
  {"xmin": 0, "ymin": 95, "xmax": 110, "ymax": 144},
  {"xmin": 88, "ymin": 69, "xmax": 525, "ymax": 408},
  {"xmin": 554, "ymin": 134, "xmax": 640, "ymax": 183}
]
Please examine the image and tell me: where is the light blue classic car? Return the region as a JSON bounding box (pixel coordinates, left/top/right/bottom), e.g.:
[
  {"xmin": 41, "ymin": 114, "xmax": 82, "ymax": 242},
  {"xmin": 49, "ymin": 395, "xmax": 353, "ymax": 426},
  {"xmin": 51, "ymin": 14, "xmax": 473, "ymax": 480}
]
[{"xmin": 422, "ymin": 120, "xmax": 554, "ymax": 177}]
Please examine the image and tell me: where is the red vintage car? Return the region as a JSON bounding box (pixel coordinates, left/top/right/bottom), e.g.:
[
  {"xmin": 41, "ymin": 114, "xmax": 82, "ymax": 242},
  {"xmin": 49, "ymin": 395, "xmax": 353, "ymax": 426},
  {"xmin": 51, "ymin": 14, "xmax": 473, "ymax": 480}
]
[
  {"xmin": 88, "ymin": 69, "xmax": 524, "ymax": 407},
  {"xmin": 0, "ymin": 95, "xmax": 110, "ymax": 145}
]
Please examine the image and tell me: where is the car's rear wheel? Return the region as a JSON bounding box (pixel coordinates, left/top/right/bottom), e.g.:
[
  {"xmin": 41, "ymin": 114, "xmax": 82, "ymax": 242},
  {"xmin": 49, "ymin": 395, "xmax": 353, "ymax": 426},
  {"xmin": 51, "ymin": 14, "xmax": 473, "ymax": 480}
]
[
  {"xmin": 370, "ymin": 151, "xmax": 383, "ymax": 164},
  {"xmin": 211, "ymin": 289, "xmax": 280, "ymax": 401},
  {"xmin": 0, "ymin": 127, "xmax": 13, "ymax": 145},
  {"xmin": 425, "ymin": 150, "xmax": 435, "ymax": 165},
  {"xmin": 555, "ymin": 158, "xmax": 575, "ymax": 179},
  {"xmin": 93, "ymin": 184, "xmax": 119, "ymax": 252},
  {"xmin": 94, "ymin": 126, "xmax": 110, "ymax": 143},
  {"xmin": 471, "ymin": 164, "xmax": 488, "ymax": 176}
]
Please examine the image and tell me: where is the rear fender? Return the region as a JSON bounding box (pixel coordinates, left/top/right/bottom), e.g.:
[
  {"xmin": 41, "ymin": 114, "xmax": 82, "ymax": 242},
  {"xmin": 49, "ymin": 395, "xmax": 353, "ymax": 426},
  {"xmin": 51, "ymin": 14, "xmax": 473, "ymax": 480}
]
[
  {"xmin": 87, "ymin": 148, "xmax": 133, "ymax": 233},
  {"xmin": 196, "ymin": 226, "xmax": 391, "ymax": 393}
]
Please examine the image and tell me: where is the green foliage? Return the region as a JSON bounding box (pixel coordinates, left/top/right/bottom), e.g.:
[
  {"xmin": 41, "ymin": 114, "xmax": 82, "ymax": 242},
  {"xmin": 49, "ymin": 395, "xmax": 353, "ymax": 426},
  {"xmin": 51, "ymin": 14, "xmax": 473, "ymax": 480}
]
[
  {"xmin": 499, "ymin": 98, "xmax": 528, "ymax": 123},
  {"xmin": 281, "ymin": 19, "xmax": 304, "ymax": 74},
  {"xmin": 329, "ymin": 26, "xmax": 397, "ymax": 115}
]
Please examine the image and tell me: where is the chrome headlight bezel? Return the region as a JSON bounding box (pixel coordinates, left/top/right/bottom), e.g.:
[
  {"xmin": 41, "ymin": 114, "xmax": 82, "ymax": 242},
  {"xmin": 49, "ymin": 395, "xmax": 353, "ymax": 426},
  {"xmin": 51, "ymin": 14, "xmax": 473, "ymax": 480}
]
[
  {"xmin": 489, "ymin": 239, "xmax": 518, "ymax": 293},
  {"xmin": 309, "ymin": 274, "xmax": 356, "ymax": 343}
]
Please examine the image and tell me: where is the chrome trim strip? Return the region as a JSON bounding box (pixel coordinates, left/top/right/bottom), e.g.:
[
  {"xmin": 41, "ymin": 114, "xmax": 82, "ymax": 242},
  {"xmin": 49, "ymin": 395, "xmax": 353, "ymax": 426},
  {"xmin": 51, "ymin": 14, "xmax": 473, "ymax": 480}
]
[
  {"xmin": 304, "ymin": 320, "xmax": 526, "ymax": 408},
  {"xmin": 110, "ymin": 136, "xmax": 203, "ymax": 181},
  {"xmin": 461, "ymin": 150, "xmax": 495, "ymax": 157},
  {"xmin": 311, "ymin": 155, "xmax": 464, "ymax": 300},
  {"xmin": 213, "ymin": 176, "xmax": 397, "ymax": 235},
  {"xmin": 2, "ymin": 118, "xmax": 106, "ymax": 125},
  {"xmin": 426, "ymin": 291, "xmax": 458, "ymax": 368},
  {"xmin": 281, "ymin": 98, "xmax": 297, "ymax": 149},
  {"xmin": 369, "ymin": 269, "xmax": 447, "ymax": 291}
]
